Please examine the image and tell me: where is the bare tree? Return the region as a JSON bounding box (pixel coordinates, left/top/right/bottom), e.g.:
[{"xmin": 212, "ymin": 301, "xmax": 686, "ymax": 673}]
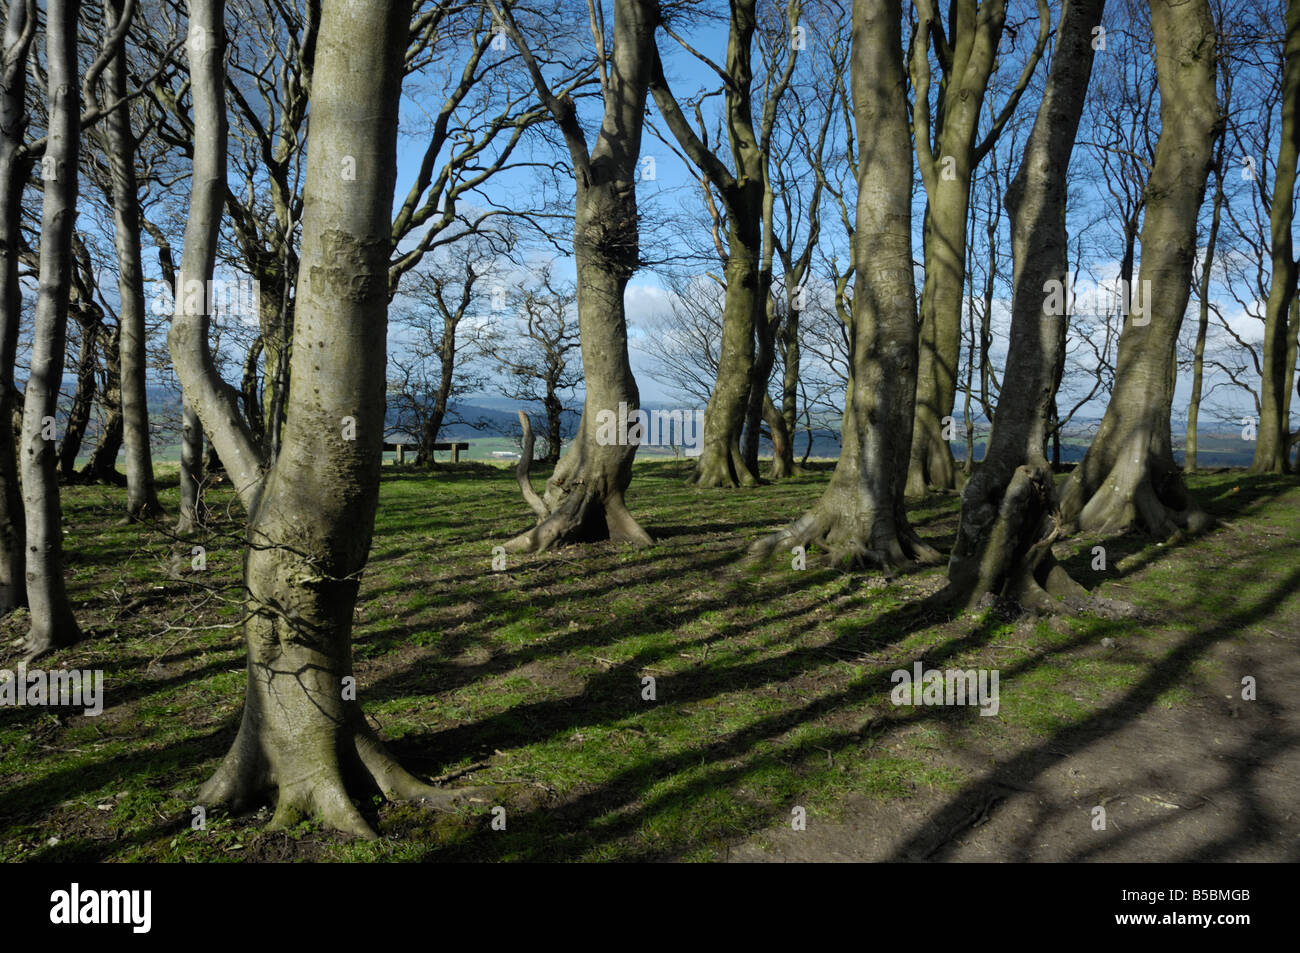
[
  {"xmin": 750, "ymin": 0, "xmax": 940, "ymax": 569},
  {"xmin": 484, "ymin": 265, "xmax": 582, "ymax": 464},
  {"xmin": 177, "ymin": 0, "xmax": 464, "ymax": 837},
  {"xmin": 386, "ymin": 235, "xmax": 504, "ymax": 463},
  {"xmin": 0, "ymin": 0, "xmax": 34, "ymax": 613},
  {"xmin": 1059, "ymin": 0, "xmax": 1220, "ymax": 537},
  {"xmin": 496, "ymin": 0, "xmax": 658, "ymax": 552},
  {"xmin": 98, "ymin": 0, "xmax": 163, "ymax": 516},
  {"xmin": 946, "ymin": 0, "xmax": 1106, "ymax": 610},
  {"xmin": 21, "ymin": 0, "xmax": 87, "ymax": 656},
  {"xmin": 648, "ymin": 0, "xmax": 801, "ymax": 488},
  {"xmin": 1251, "ymin": 0, "xmax": 1299, "ymax": 473},
  {"xmin": 906, "ymin": 0, "xmax": 1050, "ymax": 496}
]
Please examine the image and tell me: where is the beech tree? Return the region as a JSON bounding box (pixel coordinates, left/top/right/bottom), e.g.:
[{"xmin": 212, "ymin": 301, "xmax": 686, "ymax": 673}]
[
  {"xmin": 906, "ymin": 0, "xmax": 1049, "ymax": 496},
  {"xmin": 174, "ymin": 0, "xmax": 460, "ymax": 837},
  {"xmin": 749, "ymin": 0, "xmax": 940, "ymax": 569},
  {"xmin": 1058, "ymin": 0, "xmax": 1220, "ymax": 537},
  {"xmin": 648, "ymin": 0, "xmax": 800, "ymax": 488},
  {"xmin": 101, "ymin": 0, "xmax": 163, "ymax": 517},
  {"xmin": 497, "ymin": 0, "xmax": 658, "ymax": 552},
  {"xmin": 484, "ymin": 266, "xmax": 582, "ymax": 464},
  {"xmin": 21, "ymin": 0, "xmax": 87, "ymax": 656},
  {"xmin": 0, "ymin": 0, "xmax": 34, "ymax": 613},
  {"xmin": 946, "ymin": 0, "xmax": 1105, "ymax": 610},
  {"xmin": 1250, "ymin": 0, "xmax": 1299, "ymax": 473}
]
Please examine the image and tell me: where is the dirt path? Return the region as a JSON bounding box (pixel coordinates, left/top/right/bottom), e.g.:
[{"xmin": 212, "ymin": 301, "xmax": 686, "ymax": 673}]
[{"xmin": 728, "ymin": 547, "xmax": 1300, "ymax": 861}]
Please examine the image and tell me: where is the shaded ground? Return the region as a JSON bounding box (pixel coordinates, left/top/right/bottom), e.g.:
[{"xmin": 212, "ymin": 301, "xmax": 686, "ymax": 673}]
[{"xmin": 0, "ymin": 462, "xmax": 1296, "ymax": 862}]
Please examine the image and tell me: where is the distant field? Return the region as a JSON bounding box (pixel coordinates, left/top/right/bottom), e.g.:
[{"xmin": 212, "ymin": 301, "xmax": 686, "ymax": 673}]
[{"xmin": 86, "ymin": 429, "xmax": 1265, "ymax": 469}]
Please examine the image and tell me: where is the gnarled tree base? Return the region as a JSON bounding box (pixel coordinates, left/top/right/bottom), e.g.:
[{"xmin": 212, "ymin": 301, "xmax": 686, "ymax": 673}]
[
  {"xmin": 199, "ymin": 710, "xmax": 475, "ymax": 840},
  {"xmin": 505, "ymin": 484, "xmax": 651, "ymax": 553},
  {"xmin": 1060, "ymin": 439, "xmax": 1214, "ymax": 539},
  {"xmin": 905, "ymin": 425, "xmax": 960, "ymax": 499},
  {"xmin": 944, "ymin": 463, "xmax": 1132, "ymax": 617},
  {"xmin": 506, "ymin": 410, "xmax": 652, "ymax": 553},
  {"xmin": 688, "ymin": 445, "xmax": 758, "ymax": 489},
  {"xmin": 747, "ymin": 489, "xmax": 942, "ymax": 572}
]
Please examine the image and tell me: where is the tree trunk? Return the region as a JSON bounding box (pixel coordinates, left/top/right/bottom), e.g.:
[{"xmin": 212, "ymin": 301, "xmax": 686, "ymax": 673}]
[
  {"xmin": 103, "ymin": 0, "xmax": 161, "ymax": 517},
  {"xmin": 503, "ymin": 0, "xmax": 656, "ymax": 552},
  {"xmin": 1059, "ymin": 0, "xmax": 1219, "ymax": 538},
  {"xmin": 1250, "ymin": 0, "xmax": 1299, "ymax": 474},
  {"xmin": 0, "ymin": 0, "xmax": 29, "ymax": 613},
  {"xmin": 763, "ymin": 392, "xmax": 793, "ymax": 479},
  {"xmin": 742, "ymin": 299, "xmax": 779, "ymax": 479},
  {"xmin": 175, "ymin": 400, "xmax": 204, "ymax": 533},
  {"xmin": 240, "ymin": 333, "xmax": 266, "ymax": 451},
  {"xmin": 649, "ymin": 0, "xmax": 791, "ymax": 489},
  {"xmin": 1186, "ymin": 155, "xmax": 1224, "ymax": 474},
  {"xmin": 260, "ymin": 286, "xmax": 291, "ymax": 455},
  {"xmin": 543, "ymin": 386, "xmax": 563, "ymax": 465},
  {"xmin": 749, "ymin": 0, "xmax": 940, "ymax": 570},
  {"xmin": 778, "ymin": 304, "xmax": 800, "ymax": 473},
  {"xmin": 505, "ymin": 202, "xmax": 652, "ymax": 550},
  {"xmin": 20, "ymin": 0, "xmax": 82, "ymax": 656},
  {"xmin": 80, "ymin": 322, "xmax": 125, "ymax": 485},
  {"xmin": 184, "ymin": 0, "xmax": 453, "ymax": 838},
  {"xmin": 946, "ymin": 0, "xmax": 1105, "ymax": 612},
  {"xmin": 906, "ymin": 0, "xmax": 1047, "ymax": 497},
  {"xmin": 909, "ymin": 193, "xmax": 967, "ymax": 497},
  {"xmin": 691, "ymin": 219, "xmax": 762, "ymax": 488},
  {"xmin": 59, "ymin": 309, "xmax": 100, "ymax": 480},
  {"xmin": 82, "ymin": 406, "xmax": 124, "ymax": 484}
]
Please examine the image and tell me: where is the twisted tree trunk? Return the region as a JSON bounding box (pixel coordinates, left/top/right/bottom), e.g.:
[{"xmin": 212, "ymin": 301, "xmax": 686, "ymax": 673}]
[
  {"xmin": 1059, "ymin": 0, "xmax": 1219, "ymax": 538},
  {"xmin": 947, "ymin": 0, "xmax": 1106, "ymax": 611},
  {"xmin": 501, "ymin": 0, "xmax": 656, "ymax": 552}
]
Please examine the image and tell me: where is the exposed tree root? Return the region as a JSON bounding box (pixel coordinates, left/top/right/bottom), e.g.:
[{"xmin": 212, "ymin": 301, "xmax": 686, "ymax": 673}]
[
  {"xmin": 504, "ymin": 482, "xmax": 650, "ymax": 553},
  {"xmin": 1059, "ymin": 436, "xmax": 1214, "ymax": 540},
  {"xmin": 198, "ymin": 712, "xmax": 477, "ymax": 840},
  {"xmin": 945, "ymin": 465, "xmax": 1136, "ymax": 618},
  {"xmin": 746, "ymin": 496, "xmax": 942, "ymax": 572},
  {"xmin": 506, "ymin": 412, "xmax": 652, "ymax": 553}
]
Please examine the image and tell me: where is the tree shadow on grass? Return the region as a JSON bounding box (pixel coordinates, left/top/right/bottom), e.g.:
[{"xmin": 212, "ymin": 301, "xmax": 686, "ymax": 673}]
[{"xmin": 371, "ymin": 517, "xmax": 1300, "ymax": 861}]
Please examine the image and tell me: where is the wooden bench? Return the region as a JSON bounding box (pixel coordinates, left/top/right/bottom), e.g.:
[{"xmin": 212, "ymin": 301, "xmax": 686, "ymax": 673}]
[{"xmin": 382, "ymin": 441, "xmax": 470, "ymax": 463}]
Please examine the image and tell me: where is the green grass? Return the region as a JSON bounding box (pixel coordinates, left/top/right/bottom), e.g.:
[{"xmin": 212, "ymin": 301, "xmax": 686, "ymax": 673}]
[{"xmin": 0, "ymin": 462, "xmax": 1296, "ymax": 861}]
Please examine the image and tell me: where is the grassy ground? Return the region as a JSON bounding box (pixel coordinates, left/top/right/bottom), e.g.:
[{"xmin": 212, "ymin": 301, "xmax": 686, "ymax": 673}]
[{"xmin": 0, "ymin": 461, "xmax": 1296, "ymax": 861}]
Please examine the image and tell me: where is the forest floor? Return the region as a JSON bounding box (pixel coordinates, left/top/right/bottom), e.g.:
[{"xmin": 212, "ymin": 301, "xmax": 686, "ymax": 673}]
[{"xmin": 0, "ymin": 461, "xmax": 1297, "ymax": 862}]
